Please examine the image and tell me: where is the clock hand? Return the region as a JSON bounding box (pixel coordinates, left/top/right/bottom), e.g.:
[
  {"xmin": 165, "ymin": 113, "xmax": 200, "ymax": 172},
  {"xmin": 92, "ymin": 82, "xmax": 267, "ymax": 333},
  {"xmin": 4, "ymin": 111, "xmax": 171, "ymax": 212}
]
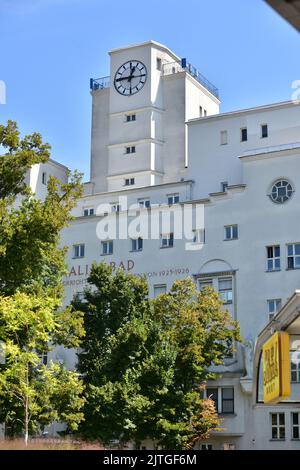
[{"xmin": 128, "ymin": 66, "xmax": 136, "ymax": 82}]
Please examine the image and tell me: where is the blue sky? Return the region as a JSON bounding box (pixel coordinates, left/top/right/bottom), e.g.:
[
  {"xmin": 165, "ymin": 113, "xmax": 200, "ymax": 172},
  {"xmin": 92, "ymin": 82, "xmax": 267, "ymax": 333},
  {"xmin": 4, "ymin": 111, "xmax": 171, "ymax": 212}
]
[{"xmin": 0, "ymin": 0, "xmax": 299, "ymax": 179}]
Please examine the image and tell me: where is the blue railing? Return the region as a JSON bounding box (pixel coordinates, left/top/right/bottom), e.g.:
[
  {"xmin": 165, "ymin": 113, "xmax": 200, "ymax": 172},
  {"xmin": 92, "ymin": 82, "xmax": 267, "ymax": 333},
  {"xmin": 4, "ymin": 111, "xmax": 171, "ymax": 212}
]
[
  {"xmin": 90, "ymin": 76, "xmax": 110, "ymax": 91},
  {"xmin": 163, "ymin": 59, "xmax": 219, "ymax": 99}
]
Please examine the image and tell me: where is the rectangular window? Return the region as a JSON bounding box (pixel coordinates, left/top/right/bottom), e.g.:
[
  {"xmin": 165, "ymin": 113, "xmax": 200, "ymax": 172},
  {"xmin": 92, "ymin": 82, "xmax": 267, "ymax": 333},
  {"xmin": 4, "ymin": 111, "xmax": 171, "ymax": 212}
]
[
  {"xmin": 271, "ymin": 413, "xmax": 285, "ymax": 440},
  {"xmin": 292, "ymin": 413, "xmax": 300, "ymax": 439},
  {"xmin": 199, "ymin": 106, "xmax": 203, "ymax": 117},
  {"xmin": 156, "ymin": 58, "xmax": 162, "ymax": 70},
  {"xmin": 126, "ymin": 114, "xmax": 136, "ymax": 122},
  {"xmin": 218, "ymin": 278, "xmax": 233, "ymax": 304},
  {"xmin": 167, "ymin": 194, "xmax": 180, "ymax": 205},
  {"xmin": 154, "ymin": 284, "xmax": 167, "ymax": 297},
  {"xmin": 221, "ymin": 181, "xmax": 228, "ymax": 192},
  {"xmin": 125, "ymin": 178, "xmax": 135, "ymax": 186},
  {"xmin": 42, "ymin": 172, "xmax": 47, "ymax": 185},
  {"xmin": 83, "ymin": 208, "xmax": 94, "ymax": 217},
  {"xmin": 291, "ymin": 357, "xmax": 300, "ymax": 383},
  {"xmin": 267, "ymin": 299, "xmax": 281, "ymax": 321},
  {"xmin": 220, "ymin": 131, "xmax": 228, "ymax": 145},
  {"xmin": 111, "ymin": 203, "xmax": 121, "ymax": 212},
  {"xmin": 287, "ymin": 243, "xmax": 300, "ymax": 269},
  {"xmin": 224, "ymin": 225, "xmax": 238, "ymax": 240},
  {"xmin": 199, "ymin": 279, "xmax": 213, "ymax": 291},
  {"xmin": 193, "ymin": 229, "xmax": 205, "ymax": 244},
  {"xmin": 221, "ymin": 388, "xmax": 234, "ymax": 414},
  {"xmin": 201, "ymin": 444, "xmax": 213, "ymax": 450},
  {"xmin": 266, "ymin": 245, "xmax": 281, "ymax": 271},
  {"xmin": 138, "ymin": 198, "xmax": 151, "ymax": 208},
  {"xmin": 101, "ymin": 240, "xmax": 113, "ymax": 255},
  {"xmin": 241, "ymin": 128, "xmax": 248, "ymax": 142},
  {"xmin": 204, "ymin": 109, "xmax": 207, "ymax": 117},
  {"xmin": 131, "ymin": 238, "xmax": 143, "ymax": 252},
  {"xmin": 261, "ymin": 124, "xmax": 268, "ymax": 138},
  {"xmin": 73, "ymin": 244, "xmax": 85, "ymax": 259},
  {"xmin": 161, "ymin": 233, "xmax": 174, "ymax": 248},
  {"xmin": 38, "ymin": 352, "xmax": 48, "ymax": 366},
  {"xmin": 125, "ymin": 146, "xmax": 136, "ymax": 154}
]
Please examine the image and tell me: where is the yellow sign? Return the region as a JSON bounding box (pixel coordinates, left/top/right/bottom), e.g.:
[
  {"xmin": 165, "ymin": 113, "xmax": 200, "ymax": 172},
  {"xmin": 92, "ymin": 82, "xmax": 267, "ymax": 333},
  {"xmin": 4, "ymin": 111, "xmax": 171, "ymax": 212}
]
[{"xmin": 263, "ymin": 331, "xmax": 290, "ymax": 404}]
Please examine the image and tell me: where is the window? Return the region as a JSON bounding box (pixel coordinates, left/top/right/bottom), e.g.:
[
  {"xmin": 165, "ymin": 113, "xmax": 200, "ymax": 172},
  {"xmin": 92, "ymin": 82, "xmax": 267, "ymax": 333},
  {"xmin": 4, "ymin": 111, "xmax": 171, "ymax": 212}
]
[
  {"xmin": 269, "ymin": 180, "xmax": 293, "ymax": 204},
  {"xmin": 161, "ymin": 233, "xmax": 174, "ymax": 248},
  {"xmin": 38, "ymin": 352, "xmax": 48, "ymax": 366},
  {"xmin": 201, "ymin": 444, "xmax": 213, "ymax": 450},
  {"xmin": 287, "ymin": 243, "xmax": 300, "ymax": 269},
  {"xmin": 291, "ymin": 349, "xmax": 300, "ymax": 383},
  {"xmin": 154, "ymin": 284, "xmax": 167, "ymax": 297},
  {"xmin": 126, "ymin": 114, "xmax": 136, "ymax": 122},
  {"xmin": 156, "ymin": 57, "xmax": 162, "ymax": 70},
  {"xmin": 271, "ymin": 413, "xmax": 285, "ymax": 440},
  {"xmin": 125, "ymin": 146, "xmax": 136, "ymax": 154},
  {"xmin": 206, "ymin": 387, "xmax": 234, "ymax": 414},
  {"xmin": 111, "ymin": 203, "xmax": 121, "ymax": 212},
  {"xmin": 101, "ymin": 240, "xmax": 113, "ymax": 255},
  {"xmin": 221, "ymin": 181, "xmax": 228, "ymax": 192},
  {"xmin": 167, "ymin": 194, "xmax": 179, "ymax": 205},
  {"xmin": 125, "ymin": 178, "xmax": 135, "ymax": 186},
  {"xmin": 266, "ymin": 245, "xmax": 280, "ymax": 271},
  {"xmin": 199, "ymin": 279, "xmax": 213, "ymax": 291},
  {"xmin": 138, "ymin": 198, "xmax": 150, "ymax": 208},
  {"xmin": 42, "ymin": 172, "xmax": 47, "ymax": 185},
  {"xmin": 199, "ymin": 106, "xmax": 203, "ymax": 117},
  {"xmin": 292, "ymin": 413, "xmax": 300, "ymax": 439},
  {"xmin": 192, "ymin": 229, "xmax": 205, "ymax": 244},
  {"xmin": 220, "ymin": 131, "xmax": 228, "ymax": 145},
  {"xmin": 241, "ymin": 128, "xmax": 248, "ymax": 142},
  {"xmin": 218, "ymin": 278, "xmax": 233, "ymax": 304},
  {"xmin": 73, "ymin": 244, "xmax": 85, "ymax": 258},
  {"xmin": 83, "ymin": 208, "xmax": 94, "ymax": 217},
  {"xmin": 224, "ymin": 225, "xmax": 238, "ymax": 240},
  {"xmin": 131, "ymin": 238, "xmax": 143, "ymax": 252},
  {"xmin": 267, "ymin": 299, "xmax": 282, "ymax": 320},
  {"xmin": 261, "ymin": 124, "xmax": 268, "ymax": 138},
  {"xmin": 221, "ymin": 388, "xmax": 234, "ymax": 414},
  {"xmin": 204, "ymin": 109, "xmax": 207, "ymax": 117}
]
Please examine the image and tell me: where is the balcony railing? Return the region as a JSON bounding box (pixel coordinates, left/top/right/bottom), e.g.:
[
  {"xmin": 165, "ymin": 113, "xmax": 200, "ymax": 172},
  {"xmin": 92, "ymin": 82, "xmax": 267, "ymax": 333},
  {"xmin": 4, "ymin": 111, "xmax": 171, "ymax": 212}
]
[
  {"xmin": 90, "ymin": 76, "xmax": 110, "ymax": 91},
  {"xmin": 162, "ymin": 59, "xmax": 219, "ymax": 99}
]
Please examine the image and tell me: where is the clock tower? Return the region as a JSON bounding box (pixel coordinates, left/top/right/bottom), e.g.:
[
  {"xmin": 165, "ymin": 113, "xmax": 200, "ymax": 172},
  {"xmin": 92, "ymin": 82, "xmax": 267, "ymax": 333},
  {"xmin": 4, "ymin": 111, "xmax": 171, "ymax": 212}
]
[{"xmin": 89, "ymin": 41, "xmax": 220, "ymax": 194}]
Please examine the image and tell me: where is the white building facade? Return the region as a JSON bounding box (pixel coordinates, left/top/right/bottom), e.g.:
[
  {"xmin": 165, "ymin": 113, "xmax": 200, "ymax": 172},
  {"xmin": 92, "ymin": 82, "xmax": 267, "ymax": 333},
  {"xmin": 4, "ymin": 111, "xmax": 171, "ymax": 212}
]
[{"xmin": 56, "ymin": 41, "xmax": 300, "ymax": 449}]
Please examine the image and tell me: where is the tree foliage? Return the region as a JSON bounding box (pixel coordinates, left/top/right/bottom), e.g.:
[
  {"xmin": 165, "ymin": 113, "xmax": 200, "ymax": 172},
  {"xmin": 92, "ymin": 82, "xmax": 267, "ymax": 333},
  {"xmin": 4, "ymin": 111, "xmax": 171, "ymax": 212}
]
[
  {"xmin": 76, "ymin": 263, "xmax": 241, "ymax": 449},
  {"xmin": 0, "ymin": 120, "xmax": 85, "ymax": 440}
]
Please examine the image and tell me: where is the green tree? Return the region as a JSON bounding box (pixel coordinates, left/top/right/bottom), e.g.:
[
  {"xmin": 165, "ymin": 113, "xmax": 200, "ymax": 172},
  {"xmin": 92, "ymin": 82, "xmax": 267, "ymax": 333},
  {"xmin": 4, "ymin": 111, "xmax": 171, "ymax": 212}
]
[
  {"xmin": 0, "ymin": 120, "xmax": 82, "ymax": 296},
  {"xmin": 0, "ymin": 121, "xmax": 85, "ymax": 441},
  {"xmin": 76, "ymin": 263, "xmax": 241, "ymax": 449}
]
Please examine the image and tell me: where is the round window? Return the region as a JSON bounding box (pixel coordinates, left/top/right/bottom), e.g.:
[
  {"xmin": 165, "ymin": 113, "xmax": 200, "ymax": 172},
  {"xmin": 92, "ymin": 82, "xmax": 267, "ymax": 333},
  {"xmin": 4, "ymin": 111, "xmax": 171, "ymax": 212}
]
[{"xmin": 269, "ymin": 179, "xmax": 294, "ymax": 204}]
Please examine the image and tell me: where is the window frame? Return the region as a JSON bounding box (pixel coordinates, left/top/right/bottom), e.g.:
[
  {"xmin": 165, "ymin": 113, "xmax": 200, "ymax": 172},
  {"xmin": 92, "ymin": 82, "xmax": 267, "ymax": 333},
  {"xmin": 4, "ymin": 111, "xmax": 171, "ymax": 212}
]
[
  {"xmin": 131, "ymin": 237, "xmax": 143, "ymax": 252},
  {"xmin": 287, "ymin": 243, "xmax": 300, "ymax": 270},
  {"xmin": 271, "ymin": 413, "xmax": 285, "ymax": 440},
  {"xmin": 224, "ymin": 224, "xmax": 238, "ymax": 241},
  {"xmin": 153, "ymin": 284, "xmax": 167, "ymax": 297},
  {"xmin": 125, "ymin": 146, "xmax": 136, "ymax": 154},
  {"xmin": 125, "ymin": 178, "xmax": 135, "ymax": 186},
  {"xmin": 101, "ymin": 240, "xmax": 113, "ymax": 256},
  {"xmin": 292, "ymin": 413, "xmax": 300, "ymax": 440},
  {"xmin": 72, "ymin": 244, "xmax": 85, "ymax": 259},
  {"xmin": 167, "ymin": 193, "xmax": 180, "ymax": 205},
  {"xmin": 220, "ymin": 130, "xmax": 228, "ymax": 146},
  {"xmin": 261, "ymin": 124, "xmax": 268, "ymax": 139},
  {"xmin": 266, "ymin": 245, "xmax": 281, "ymax": 272},
  {"xmin": 138, "ymin": 198, "xmax": 151, "ymax": 209},
  {"xmin": 267, "ymin": 298, "xmax": 282, "ymax": 321},
  {"xmin": 241, "ymin": 127, "xmax": 248, "ymax": 142},
  {"xmin": 160, "ymin": 233, "xmax": 174, "ymax": 249},
  {"xmin": 218, "ymin": 277, "xmax": 233, "ymax": 305},
  {"xmin": 206, "ymin": 387, "xmax": 234, "ymax": 415}
]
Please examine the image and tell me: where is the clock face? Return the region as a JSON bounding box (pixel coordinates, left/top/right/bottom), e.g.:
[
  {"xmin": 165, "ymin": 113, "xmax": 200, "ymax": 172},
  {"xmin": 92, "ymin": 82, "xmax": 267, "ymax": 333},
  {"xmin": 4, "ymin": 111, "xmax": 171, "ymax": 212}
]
[{"xmin": 114, "ymin": 60, "xmax": 147, "ymax": 96}]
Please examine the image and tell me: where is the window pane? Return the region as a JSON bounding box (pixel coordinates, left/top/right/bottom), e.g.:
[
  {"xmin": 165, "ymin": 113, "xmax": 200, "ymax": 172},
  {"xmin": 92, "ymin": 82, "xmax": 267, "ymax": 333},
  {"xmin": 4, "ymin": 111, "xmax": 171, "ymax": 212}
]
[
  {"xmin": 292, "ymin": 413, "xmax": 299, "ymax": 426},
  {"xmin": 288, "ymin": 257, "xmax": 294, "ymax": 269},
  {"xmin": 219, "ymin": 279, "xmax": 232, "ymax": 290},
  {"xmin": 272, "ymin": 428, "xmax": 278, "ymax": 439},
  {"xmin": 274, "ymin": 246, "xmax": 280, "ymax": 257},
  {"xmin": 272, "ymin": 414, "xmax": 277, "ymax": 426},
  {"xmin": 207, "ymin": 388, "xmax": 218, "ymax": 411},
  {"xmin": 222, "ymin": 400, "xmax": 234, "ymax": 414},
  {"xmin": 222, "ymin": 388, "xmax": 234, "ymax": 399},
  {"xmin": 275, "ymin": 258, "xmax": 281, "ymax": 269},
  {"xmin": 279, "ymin": 414, "xmax": 285, "ymax": 426},
  {"xmin": 288, "ymin": 245, "xmax": 293, "ymax": 256},
  {"xmin": 279, "ymin": 427, "xmax": 285, "ymax": 439}
]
